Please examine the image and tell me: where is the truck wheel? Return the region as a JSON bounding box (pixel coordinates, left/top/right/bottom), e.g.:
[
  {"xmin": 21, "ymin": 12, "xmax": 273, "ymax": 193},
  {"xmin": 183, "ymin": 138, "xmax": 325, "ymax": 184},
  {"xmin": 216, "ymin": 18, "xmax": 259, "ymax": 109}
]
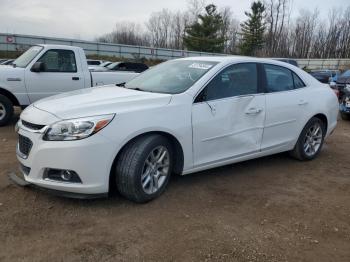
[
  {"xmin": 115, "ymin": 134, "xmax": 173, "ymax": 203},
  {"xmin": 290, "ymin": 117, "xmax": 326, "ymax": 161},
  {"xmin": 0, "ymin": 95, "xmax": 14, "ymax": 127},
  {"xmin": 340, "ymin": 112, "xmax": 350, "ymax": 121}
]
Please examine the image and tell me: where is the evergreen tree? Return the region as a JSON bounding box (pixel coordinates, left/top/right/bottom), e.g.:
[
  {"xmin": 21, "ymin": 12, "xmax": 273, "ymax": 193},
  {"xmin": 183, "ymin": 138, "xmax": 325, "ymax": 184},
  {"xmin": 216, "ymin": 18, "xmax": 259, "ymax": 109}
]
[
  {"xmin": 239, "ymin": 1, "xmax": 266, "ymax": 56},
  {"xmin": 184, "ymin": 4, "xmax": 225, "ymax": 53}
]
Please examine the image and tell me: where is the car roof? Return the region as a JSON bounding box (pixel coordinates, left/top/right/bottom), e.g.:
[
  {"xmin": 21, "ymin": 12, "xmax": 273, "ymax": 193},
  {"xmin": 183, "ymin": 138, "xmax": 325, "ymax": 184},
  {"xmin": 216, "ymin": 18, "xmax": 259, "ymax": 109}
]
[{"xmin": 179, "ymin": 56, "xmax": 300, "ymax": 69}]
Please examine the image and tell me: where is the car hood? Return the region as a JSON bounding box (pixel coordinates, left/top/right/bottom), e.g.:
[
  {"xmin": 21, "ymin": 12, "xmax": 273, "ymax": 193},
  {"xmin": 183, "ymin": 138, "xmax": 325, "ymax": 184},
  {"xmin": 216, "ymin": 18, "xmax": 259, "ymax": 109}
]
[{"xmin": 33, "ymin": 85, "xmax": 172, "ymax": 119}]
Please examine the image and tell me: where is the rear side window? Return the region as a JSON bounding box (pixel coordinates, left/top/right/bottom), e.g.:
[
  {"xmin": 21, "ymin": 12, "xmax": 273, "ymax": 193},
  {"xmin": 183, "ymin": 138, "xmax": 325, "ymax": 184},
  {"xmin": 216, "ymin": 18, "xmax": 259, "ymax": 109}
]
[
  {"xmin": 197, "ymin": 63, "xmax": 258, "ymax": 102},
  {"xmin": 264, "ymin": 64, "xmax": 305, "ymax": 92},
  {"xmin": 37, "ymin": 50, "xmax": 77, "ymax": 72},
  {"xmin": 293, "ymin": 72, "xmax": 306, "ymax": 88}
]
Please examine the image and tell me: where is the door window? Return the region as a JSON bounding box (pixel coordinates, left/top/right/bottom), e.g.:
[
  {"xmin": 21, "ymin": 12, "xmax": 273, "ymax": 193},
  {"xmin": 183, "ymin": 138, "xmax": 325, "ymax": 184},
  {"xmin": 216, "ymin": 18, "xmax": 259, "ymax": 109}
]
[
  {"xmin": 293, "ymin": 72, "xmax": 306, "ymax": 89},
  {"xmin": 196, "ymin": 63, "xmax": 258, "ymax": 102},
  {"xmin": 264, "ymin": 64, "xmax": 305, "ymax": 92},
  {"xmin": 37, "ymin": 50, "xmax": 77, "ymax": 72}
]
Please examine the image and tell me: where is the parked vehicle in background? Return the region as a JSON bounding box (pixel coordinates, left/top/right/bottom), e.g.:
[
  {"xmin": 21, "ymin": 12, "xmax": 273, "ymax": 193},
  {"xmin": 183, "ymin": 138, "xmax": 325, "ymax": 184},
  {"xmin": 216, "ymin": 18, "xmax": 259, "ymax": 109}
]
[
  {"xmin": 107, "ymin": 62, "xmax": 149, "ymax": 73},
  {"xmin": 87, "ymin": 59, "xmax": 104, "ymax": 66},
  {"xmin": 88, "ymin": 61, "xmax": 113, "ymax": 72},
  {"xmin": 310, "ymin": 70, "xmax": 340, "ymax": 84},
  {"xmin": 0, "ymin": 45, "xmax": 139, "ymax": 126},
  {"xmin": 88, "ymin": 65, "xmax": 109, "ymax": 72},
  {"xmin": 336, "ymin": 69, "xmax": 350, "ymax": 98},
  {"xmin": 274, "ymin": 58, "xmax": 299, "ymax": 67},
  {"xmin": 0, "ymin": 59, "xmax": 15, "ymax": 65},
  {"xmin": 0, "ymin": 59, "xmax": 9, "ymax": 64},
  {"xmin": 99, "ymin": 61, "xmax": 112, "ymax": 67},
  {"xmin": 339, "ymin": 86, "xmax": 350, "ymax": 120},
  {"xmin": 14, "ymin": 57, "xmax": 338, "ymax": 202}
]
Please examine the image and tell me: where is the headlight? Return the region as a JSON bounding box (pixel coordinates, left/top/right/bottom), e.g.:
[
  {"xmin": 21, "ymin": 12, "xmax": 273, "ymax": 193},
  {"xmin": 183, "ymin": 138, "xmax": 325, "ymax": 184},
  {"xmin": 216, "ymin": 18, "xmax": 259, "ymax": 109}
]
[{"xmin": 43, "ymin": 114, "xmax": 115, "ymax": 141}]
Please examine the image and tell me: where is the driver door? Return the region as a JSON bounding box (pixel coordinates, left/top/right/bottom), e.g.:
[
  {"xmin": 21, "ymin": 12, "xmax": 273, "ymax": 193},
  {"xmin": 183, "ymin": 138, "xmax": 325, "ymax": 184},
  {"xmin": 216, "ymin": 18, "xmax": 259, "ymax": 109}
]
[
  {"xmin": 25, "ymin": 49, "xmax": 84, "ymax": 102},
  {"xmin": 192, "ymin": 63, "xmax": 266, "ymax": 167}
]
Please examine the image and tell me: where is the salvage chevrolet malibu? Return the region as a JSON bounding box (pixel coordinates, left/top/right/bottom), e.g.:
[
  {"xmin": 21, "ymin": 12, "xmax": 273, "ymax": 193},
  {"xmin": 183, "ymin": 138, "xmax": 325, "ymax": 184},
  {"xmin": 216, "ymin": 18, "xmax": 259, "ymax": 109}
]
[{"xmin": 14, "ymin": 57, "xmax": 338, "ymax": 202}]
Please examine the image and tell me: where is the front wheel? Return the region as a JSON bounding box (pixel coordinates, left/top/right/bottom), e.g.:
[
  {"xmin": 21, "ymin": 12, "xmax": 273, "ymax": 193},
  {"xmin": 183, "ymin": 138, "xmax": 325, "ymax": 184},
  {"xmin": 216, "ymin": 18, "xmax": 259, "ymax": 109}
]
[
  {"xmin": 115, "ymin": 135, "xmax": 173, "ymax": 203},
  {"xmin": 290, "ymin": 117, "xmax": 326, "ymax": 161},
  {"xmin": 0, "ymin": 95, "xmax": 14, "ymax": 127}
]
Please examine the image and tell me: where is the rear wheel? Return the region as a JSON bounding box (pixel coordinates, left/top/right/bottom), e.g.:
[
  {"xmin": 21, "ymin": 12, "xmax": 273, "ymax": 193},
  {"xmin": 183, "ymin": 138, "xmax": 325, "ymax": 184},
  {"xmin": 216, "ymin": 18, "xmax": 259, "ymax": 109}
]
[
  {"xmin": 115, "ymin": 135, "xmax": 173, "ymax": 203},
  {"xmin": 290, "ymin": 117, "xmax": 326, "ymax": 161},
  {"xmin": 0, "ymin": 95, "xmax": 14, "ymax": 127}
]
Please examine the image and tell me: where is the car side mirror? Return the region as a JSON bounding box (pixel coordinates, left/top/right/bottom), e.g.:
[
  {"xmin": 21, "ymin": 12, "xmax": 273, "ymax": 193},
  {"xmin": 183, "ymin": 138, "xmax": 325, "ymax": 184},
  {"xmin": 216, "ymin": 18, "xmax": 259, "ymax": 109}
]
[{"xmin": 31, "ymin": 62, "xmax": 45, "ymax": 72}]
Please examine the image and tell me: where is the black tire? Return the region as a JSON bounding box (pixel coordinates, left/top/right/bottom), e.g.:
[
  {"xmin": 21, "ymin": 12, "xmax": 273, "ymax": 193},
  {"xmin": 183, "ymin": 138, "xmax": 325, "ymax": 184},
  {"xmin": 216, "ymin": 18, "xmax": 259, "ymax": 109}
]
[
  {"xmin": 340, "ymin": 112, "xmax": 350, "ymax": 121},
  {"xmin": 0, "ymin": 95, "xmax": 14, "ymax": 127},
  {"xmin": 290, "ymin": 117, "xmax": 326, "ymax": 161},
  {"xmin": 115, "ymin": 134, "xmax": 173, "ymax": 203}
]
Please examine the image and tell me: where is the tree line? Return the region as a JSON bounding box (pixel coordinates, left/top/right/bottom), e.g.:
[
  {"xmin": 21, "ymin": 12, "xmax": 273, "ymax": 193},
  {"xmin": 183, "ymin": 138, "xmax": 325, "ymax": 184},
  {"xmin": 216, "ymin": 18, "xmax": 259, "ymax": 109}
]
[{"xmin": 96, "ymin": 0, "xmax": 350, "ymax": 59}]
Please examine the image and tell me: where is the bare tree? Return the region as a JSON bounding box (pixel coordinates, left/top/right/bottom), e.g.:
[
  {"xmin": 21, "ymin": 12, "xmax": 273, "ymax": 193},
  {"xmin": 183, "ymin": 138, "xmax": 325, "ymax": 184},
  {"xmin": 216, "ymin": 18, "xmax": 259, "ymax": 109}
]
[
  {"xmin": 97, "ymin": 22, "xmax": 149, "ymax": 46},
  {"xmin": 95, "ymin": 0, "xmax": 350, "ymax": 58}
]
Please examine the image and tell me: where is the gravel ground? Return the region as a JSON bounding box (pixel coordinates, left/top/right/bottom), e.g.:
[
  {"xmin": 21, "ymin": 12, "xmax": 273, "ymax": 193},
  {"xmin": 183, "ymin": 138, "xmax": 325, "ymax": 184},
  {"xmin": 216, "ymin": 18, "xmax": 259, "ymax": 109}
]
[{"xmin": 0, "ymin": 114, "xmax": 349, "ymax": 262}]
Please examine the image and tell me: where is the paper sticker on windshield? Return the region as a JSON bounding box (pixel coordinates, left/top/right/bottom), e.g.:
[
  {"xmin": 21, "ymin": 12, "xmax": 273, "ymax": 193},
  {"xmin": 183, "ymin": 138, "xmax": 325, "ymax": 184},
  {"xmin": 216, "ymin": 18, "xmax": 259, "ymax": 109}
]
[{"xmin": 189, "ymin": 63, "xmax": 213, "ymax": 70}]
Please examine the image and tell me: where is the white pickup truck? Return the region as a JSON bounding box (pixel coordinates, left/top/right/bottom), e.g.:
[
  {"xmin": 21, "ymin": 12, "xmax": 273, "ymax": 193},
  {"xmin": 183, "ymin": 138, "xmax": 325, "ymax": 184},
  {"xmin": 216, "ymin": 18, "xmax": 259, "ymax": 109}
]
[{"xmin": 0, "ymin": 44, "xmax": 139, "ymax": 126}]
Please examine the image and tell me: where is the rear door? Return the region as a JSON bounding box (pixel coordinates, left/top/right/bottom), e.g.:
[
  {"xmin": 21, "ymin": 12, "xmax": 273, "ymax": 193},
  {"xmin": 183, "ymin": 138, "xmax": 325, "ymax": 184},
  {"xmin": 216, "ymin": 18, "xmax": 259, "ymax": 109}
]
[
  {"xmin": 192, "ymin": 63, "xmax": 266, "ymax": 167},
  {"xmin": 261, "ymin": 64, "xmax": 310, "ymax": 151},
  {"xmin": 25, "ymin": 49, "xmax": 85, "ymax": 102}
]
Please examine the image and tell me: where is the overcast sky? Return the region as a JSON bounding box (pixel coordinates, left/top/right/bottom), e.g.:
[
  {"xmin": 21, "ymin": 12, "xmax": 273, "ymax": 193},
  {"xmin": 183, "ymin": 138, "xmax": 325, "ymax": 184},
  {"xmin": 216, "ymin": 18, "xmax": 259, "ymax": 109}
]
[{"xmin": 0, "ymin": 0, "xmax": 349, "ymax": 40}]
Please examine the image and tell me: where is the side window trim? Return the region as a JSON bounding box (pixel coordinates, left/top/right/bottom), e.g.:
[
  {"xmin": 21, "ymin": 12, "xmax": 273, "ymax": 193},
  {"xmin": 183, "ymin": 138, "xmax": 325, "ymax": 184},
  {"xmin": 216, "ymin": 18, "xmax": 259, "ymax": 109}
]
[
  {"xmin": 194, "ymin": 62, "xmax": 261, "ymax": 103},
  {"xmin": 35, "ymin": 49, "xmax": 78, "ymax": 73}
]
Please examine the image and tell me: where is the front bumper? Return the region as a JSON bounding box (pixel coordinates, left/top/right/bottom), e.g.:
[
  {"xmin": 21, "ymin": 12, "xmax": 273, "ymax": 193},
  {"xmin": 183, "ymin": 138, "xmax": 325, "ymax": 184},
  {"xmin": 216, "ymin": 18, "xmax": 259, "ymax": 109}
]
[
  {"xmin": 16, "ymin": 125, "xmax": 117, "ymax": 196},
  {"xmin": 9, "ymin": 172, "xmax": 108, "ymax": 199}
]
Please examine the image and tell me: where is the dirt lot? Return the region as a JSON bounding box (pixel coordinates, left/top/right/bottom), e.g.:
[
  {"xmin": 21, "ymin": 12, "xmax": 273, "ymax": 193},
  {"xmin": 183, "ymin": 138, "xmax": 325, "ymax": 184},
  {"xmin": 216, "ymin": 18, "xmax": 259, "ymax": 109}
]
[{"xmin": 0, "ymin": 115, "xmax": 349, "ymax": 262}]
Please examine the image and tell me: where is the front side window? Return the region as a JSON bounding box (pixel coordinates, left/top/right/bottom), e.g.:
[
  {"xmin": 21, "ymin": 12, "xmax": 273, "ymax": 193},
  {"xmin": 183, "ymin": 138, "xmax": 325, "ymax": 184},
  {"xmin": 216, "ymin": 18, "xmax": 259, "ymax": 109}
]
[
  {"xmin": 196, "ymin": 63, "xmax": 258, "ymax": 102},
  {"xmin": 37, "ymin": 50, "xmax": 77, "ymax": 72},
  {"xmin": 125, "ymin": 60, "xmax": 218, "ymax": 94}
]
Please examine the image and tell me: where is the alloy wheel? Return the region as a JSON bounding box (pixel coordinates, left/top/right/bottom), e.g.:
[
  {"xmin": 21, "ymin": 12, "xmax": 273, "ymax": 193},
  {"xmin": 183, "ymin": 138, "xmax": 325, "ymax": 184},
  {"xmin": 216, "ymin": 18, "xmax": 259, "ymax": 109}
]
[
  {"xmin": 141, "ymin": 146, "xmax": 170, "ymax": 194},
  {"xmin": 0, "ymin": 102, "xmax": 6, "ymax": 121},
  {"xmin": 303, "ymin": 122, "xmax": 323, "ymax": 157}
]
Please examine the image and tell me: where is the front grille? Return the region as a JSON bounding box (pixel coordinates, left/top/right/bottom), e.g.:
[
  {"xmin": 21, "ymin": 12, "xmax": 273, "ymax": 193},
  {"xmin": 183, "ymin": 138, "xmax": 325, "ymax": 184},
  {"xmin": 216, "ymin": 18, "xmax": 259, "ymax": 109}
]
[
  {"xmin": 21, "ymin": 120, "xmax": 45, "ymax": 131},
  {"xmin": 18, "ymin": 135, "xmax": 33, "ymax": 157}
]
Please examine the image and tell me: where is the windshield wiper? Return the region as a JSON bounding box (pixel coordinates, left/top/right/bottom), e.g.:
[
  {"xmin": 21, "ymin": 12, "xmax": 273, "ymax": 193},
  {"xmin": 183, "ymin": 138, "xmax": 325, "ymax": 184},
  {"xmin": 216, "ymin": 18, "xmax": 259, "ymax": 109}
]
[
  {"xmin": 115, "ymin": 82, "xmax": 126, "ymax": 87},
  {"xmin": 133, "ymin": 87, "xmax": 152, "ymax": 92}
]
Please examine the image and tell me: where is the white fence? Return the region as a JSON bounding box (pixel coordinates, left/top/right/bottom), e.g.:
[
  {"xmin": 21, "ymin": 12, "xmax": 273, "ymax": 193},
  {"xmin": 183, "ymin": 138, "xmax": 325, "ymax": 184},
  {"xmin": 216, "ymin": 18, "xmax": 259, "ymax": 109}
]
[
  {"xmin": 0, "ymin": 33, "xmax": 225, "ymax": 60},
  {"xmin": 296, "ymin": 59, "xmax": 350, "ymax": 70},
  {"xmin": 1, "ymin": 33, "xmax": 350, "ymax": 69}
]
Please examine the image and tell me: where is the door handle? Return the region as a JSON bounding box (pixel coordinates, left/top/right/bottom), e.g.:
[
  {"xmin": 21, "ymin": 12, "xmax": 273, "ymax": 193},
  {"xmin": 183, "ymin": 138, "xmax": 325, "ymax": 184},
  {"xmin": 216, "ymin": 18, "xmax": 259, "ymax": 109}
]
[
  {"xmin": 72, "ymin": 77, "xmax": 80, "ymax": 81},
  {"xmin": 245, "ymin": 108, "xmax": 262, "ymax": 115},
  {"xmin": 298, "ymin": 100, "xmax": 308, "ymax": 106}
]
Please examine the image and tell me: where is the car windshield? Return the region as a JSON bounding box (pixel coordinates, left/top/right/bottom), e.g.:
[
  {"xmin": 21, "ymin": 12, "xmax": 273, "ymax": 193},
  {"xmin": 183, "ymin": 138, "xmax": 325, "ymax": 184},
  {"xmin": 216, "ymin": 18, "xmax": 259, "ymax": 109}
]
[
  {"xmin": 125, "ymin": 60, "xmax": 218, "ymax": 94},
  {"xmin": 107, "ymin": 62, "xmax": 120, "ymax": 69},
  {"xmin": 340, "ymin": 70, "xmax": 350, "ymax": 77},
  {"xmin": 13, "ymin": 46, "xmax": 43, "ymax": 68}
]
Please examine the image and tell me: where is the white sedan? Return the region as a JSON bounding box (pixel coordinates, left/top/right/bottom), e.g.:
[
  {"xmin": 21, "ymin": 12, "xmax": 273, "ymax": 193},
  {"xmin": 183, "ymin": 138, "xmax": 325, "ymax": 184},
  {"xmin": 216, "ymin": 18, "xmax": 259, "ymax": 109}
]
[{"xmin": 15, "ymin": 57, "xmax": 338, "ymax": 202}]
